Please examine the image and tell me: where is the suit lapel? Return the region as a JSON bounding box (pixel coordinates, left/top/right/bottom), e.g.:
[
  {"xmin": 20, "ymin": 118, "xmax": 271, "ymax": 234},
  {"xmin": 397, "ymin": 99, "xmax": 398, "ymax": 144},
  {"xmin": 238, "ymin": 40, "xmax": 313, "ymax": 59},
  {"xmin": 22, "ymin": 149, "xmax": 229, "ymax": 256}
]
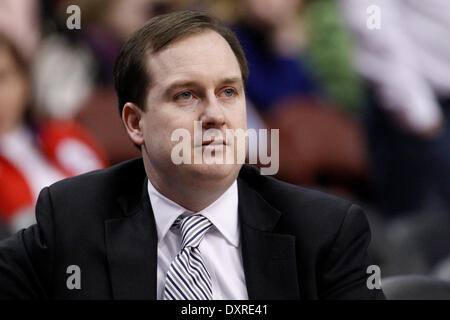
[
  {"xmin": 105, "ymin": 178, "xmax": 158, "ymax": 299},
  {"xmin": 238, "ymin": 176, "xmax": 300, "ymax": 299}
]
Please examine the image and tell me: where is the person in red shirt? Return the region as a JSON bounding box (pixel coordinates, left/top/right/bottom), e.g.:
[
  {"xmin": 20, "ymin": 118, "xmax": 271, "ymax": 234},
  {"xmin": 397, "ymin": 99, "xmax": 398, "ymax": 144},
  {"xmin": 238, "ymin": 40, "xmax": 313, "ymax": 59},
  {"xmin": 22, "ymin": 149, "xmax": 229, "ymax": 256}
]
[{"xmin": 0, "ymin": 33, "xmax": 108, "ymax": 235}]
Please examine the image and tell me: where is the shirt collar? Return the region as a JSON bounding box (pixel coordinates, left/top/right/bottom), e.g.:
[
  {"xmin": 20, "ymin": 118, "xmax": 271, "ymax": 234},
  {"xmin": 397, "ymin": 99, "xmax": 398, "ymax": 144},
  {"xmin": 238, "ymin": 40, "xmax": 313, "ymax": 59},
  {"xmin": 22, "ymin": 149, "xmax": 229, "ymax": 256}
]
[
  {"xmin": 147, "ymin": 180, "xmax": 186, "ymax": 244},
  {"xmin": 148, "ymin": 179, "xmax": 240, "ymax": 248}
]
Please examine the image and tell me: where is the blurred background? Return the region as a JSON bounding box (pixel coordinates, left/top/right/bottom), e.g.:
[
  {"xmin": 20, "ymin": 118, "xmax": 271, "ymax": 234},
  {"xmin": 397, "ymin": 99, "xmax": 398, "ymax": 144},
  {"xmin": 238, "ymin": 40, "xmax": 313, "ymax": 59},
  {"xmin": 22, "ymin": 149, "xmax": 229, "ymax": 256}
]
[{"xmin": 0, "ymin": 0, "xmax": 448, "ymax": 284}]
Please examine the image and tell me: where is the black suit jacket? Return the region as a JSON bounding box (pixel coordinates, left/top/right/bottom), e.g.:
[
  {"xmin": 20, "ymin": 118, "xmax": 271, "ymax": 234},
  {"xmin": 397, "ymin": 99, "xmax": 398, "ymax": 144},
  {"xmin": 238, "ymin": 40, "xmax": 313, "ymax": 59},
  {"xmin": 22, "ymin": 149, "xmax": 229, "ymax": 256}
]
[{"xmin": 0, "ymin": 158, "xmax": 385, "ymax": 299}]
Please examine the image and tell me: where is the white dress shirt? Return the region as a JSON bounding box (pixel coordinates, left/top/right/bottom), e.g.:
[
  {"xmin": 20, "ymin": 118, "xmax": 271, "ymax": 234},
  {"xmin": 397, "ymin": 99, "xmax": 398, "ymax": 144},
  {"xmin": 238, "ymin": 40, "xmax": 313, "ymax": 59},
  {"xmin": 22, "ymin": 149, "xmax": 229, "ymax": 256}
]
[{"xmin": 147, "ymin": 179, "xmax": 248, "ymax": 300}]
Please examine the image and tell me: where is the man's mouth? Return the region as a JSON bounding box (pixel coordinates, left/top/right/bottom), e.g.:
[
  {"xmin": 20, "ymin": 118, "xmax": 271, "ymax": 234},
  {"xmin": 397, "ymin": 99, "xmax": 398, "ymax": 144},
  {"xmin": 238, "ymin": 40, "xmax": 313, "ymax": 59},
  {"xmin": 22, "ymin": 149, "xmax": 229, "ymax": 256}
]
[
  {"xmin": 197, "ymin": 138, "xmax": 227, "ymax": 147},
  {"xmin": 200, "ymin": 138, "xmax": 227, "ymax": 147}
]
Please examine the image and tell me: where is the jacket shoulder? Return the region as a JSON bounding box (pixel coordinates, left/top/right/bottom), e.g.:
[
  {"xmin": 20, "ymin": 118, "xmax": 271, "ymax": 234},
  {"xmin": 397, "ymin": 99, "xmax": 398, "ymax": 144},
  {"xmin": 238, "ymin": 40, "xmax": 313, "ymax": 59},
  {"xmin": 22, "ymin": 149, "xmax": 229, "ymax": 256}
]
[
  {"xmin": 238, "ymin": 165, "xmax": 360, "ymax": 236},
  {"xmin": 48, "ymin": 158, "xmax": 144, "ymax": 195},
  {"xmin": 239, "ymin": 165, "xmax": 353, "ymax": 214},
  {"xmin": 44, "ymin": 158, "xmax": 145, "ymax": 220}
]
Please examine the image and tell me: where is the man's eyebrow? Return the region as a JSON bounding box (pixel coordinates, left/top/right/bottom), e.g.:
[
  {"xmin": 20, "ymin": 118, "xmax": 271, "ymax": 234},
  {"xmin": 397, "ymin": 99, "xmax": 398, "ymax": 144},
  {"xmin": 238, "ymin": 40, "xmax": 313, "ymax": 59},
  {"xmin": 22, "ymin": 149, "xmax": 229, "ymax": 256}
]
[
  {"xmin": 220, "ymin": 77, "xmax": 243, "ymax": 86},
  {"xmin": 164, "ymin": 77, "xmax": 243, "ymax": 95},
  {"xmin": 163, "ymin": 80, "xmax": 201, "ymax": 97}
]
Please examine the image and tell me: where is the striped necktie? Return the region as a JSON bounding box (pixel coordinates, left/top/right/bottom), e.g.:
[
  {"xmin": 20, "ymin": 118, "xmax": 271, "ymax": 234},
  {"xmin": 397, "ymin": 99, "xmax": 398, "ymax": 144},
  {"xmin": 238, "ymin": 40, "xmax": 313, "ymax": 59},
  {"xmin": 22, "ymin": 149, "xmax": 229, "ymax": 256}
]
[{"xmin": 163, "ymin": 214, "xmax": 213, "ymax": 300}]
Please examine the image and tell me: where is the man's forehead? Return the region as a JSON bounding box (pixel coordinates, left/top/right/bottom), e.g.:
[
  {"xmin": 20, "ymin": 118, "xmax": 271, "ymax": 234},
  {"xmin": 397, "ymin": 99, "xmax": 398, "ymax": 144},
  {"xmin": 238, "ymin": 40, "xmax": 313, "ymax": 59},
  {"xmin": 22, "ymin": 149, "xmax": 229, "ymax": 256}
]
[{"xmin": 146, "ymin": 30, "xmax": 242, "ymax": 87}]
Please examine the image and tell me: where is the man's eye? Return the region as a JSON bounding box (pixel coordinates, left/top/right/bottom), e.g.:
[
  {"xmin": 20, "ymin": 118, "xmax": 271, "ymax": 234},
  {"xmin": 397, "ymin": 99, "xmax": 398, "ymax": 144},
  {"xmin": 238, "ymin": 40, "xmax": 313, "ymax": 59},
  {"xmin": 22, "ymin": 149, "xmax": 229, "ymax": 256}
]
[
  {"xmin": 223, "ymin": 88, "xmax": 236, "ymax": 97},
  {"xmin": 176, "ymin": 91, "xmax": 193, "ymax": 100}
]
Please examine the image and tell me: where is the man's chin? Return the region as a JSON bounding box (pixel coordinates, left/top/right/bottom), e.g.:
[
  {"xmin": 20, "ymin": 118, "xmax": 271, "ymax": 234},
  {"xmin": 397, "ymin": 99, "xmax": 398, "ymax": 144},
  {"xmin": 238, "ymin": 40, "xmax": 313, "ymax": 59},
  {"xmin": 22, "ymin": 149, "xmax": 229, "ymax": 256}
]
[{"xmin": 186, "ymin": 163, "xmax": 241, "ymax": 181}]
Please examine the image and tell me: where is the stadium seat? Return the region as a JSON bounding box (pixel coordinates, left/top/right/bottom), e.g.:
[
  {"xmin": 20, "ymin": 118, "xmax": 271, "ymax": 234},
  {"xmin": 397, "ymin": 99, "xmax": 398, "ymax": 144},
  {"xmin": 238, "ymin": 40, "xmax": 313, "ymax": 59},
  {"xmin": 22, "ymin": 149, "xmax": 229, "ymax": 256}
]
[{"xmin": 382, "ymin": 275, "xmax": 450, "ymax": 300}]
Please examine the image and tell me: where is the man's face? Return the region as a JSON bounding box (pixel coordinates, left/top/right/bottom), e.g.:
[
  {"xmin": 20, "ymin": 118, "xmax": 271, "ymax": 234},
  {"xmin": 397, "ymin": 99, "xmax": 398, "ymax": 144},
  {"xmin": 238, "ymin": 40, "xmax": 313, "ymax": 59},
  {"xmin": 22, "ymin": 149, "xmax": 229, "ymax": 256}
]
[{"xmin": 140, "ymin": 30, "xmax": 247, "ymax": 185}]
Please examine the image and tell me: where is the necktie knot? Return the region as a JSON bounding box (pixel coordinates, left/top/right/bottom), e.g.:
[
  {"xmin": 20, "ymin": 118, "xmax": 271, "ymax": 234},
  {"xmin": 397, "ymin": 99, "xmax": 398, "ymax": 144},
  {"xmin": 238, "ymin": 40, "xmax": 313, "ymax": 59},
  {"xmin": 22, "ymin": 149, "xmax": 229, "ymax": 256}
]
[{"xmin": 173, "ymin": 214, "xmax": 213, "ymax": 249}]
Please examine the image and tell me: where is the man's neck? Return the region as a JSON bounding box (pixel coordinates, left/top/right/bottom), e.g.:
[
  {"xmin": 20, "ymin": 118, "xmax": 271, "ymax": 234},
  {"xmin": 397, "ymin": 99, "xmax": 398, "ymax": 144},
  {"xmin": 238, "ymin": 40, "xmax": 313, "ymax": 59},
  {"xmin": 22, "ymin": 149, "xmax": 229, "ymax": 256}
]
[
  {"xmin": 144, "ymin": 165, "xmax": 239, "ymax": 213},
  {"xmin": 149, "ymin": 178, "xmax": 234, "ymax": 213}
]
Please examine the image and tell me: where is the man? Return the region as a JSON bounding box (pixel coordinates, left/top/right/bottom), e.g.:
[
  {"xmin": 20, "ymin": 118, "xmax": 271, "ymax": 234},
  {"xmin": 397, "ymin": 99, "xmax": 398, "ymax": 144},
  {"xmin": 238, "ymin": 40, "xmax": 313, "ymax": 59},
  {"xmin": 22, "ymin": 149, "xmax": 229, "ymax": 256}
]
[{"xmin": 0, "ymin": 11, "xmax": 385, "ymax": 300}]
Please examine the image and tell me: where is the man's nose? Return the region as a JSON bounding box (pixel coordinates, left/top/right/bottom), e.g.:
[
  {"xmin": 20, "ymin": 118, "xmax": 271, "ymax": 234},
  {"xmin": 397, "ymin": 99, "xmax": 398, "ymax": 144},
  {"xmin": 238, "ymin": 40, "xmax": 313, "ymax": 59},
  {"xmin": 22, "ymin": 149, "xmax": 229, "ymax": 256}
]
[{"xmin": 199, "ymin": 94, "xmax": 226, "ymax": 129}]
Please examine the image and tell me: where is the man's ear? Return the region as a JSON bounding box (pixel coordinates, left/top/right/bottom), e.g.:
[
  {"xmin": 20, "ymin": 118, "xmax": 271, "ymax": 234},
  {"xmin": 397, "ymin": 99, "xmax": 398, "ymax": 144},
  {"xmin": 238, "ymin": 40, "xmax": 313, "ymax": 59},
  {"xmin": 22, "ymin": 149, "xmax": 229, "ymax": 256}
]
[{"xmin": 122, "ymin": 102, "xmax": 145, "ymax": 146}]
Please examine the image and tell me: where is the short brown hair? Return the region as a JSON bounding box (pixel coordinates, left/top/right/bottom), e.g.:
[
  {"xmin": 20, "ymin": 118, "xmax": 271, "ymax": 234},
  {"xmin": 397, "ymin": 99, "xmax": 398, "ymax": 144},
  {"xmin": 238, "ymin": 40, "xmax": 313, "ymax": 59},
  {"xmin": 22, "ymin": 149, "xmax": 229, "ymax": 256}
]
[{"xmin": 113, "ymin": 10, "xmax": 249, "ymax": 116}]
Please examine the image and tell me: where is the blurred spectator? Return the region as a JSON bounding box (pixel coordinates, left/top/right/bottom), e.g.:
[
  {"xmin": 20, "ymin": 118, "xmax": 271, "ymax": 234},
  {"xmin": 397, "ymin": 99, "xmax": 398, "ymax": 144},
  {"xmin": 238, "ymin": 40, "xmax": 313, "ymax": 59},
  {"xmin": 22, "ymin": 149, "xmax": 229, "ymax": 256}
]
[
  {"xmin": 339, "ymin": 0, "xmax": 450, "ymax": 216},
  {"xmin": 303, "ymin": 0, "xmax": 366, "ymax": 115},
  {"xmin": 224, "ymin": 0, "xmax": 369, "ymax": 199},
  {"xmin": 232, "ymin": 0, "xmax": 318, "ymax": 114},
  {"xmin": 0, "ymin": 0, "xmax": 40, "ymax": 61},
  {"xmin": 0, "ymin": 14, "xmax": 107, "ymax": 234},
  {"xmin": 34, "ymin": 0, "xmax": 172, "ymax": 164},
  {"xmin": 71, "ymin": 0, "xmax": 167, "ymax": 85}
]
